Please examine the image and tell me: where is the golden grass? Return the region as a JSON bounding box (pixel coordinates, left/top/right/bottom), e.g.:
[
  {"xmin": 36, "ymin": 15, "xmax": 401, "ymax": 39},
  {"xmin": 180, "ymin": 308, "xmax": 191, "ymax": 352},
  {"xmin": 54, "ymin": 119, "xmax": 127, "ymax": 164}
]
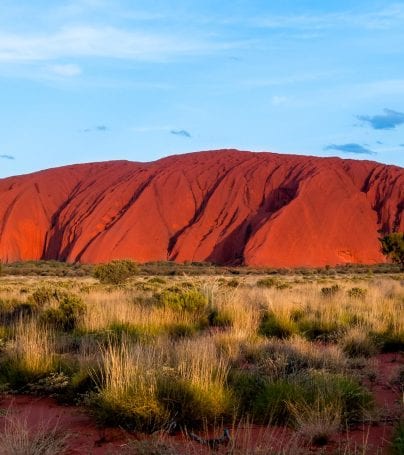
[
  {"xmin": 0, "ymin": 272, "xmax": 402, "ymax": 445},
  {"xmin": 6, "ymin": 318, "xmax": 55, "ymax": 377},
  {"xmin": 0, "ymin": 412, "xmax": 69, "ymax": 455}
]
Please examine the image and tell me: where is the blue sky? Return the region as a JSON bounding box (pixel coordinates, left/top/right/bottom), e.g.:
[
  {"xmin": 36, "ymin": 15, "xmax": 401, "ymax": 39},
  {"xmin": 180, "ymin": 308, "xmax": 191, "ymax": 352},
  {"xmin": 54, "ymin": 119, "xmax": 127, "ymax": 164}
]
[{"xmin": 1, "ymin": 0, "xmax": 404, "ymax": 177}]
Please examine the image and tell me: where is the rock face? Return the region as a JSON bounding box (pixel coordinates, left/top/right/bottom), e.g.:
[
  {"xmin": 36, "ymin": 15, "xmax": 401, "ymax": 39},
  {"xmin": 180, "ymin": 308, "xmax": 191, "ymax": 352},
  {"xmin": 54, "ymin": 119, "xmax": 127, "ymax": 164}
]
[{"xmin": 0, "ymin": 150, "xmax": 403, "ymax": 266}]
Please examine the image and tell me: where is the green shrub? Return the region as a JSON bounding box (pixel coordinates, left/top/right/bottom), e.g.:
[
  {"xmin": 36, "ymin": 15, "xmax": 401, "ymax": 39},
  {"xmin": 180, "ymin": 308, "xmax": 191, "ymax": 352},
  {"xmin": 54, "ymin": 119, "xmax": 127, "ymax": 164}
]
[
  {"xmin": 253, "ymin": 379, "xmax": 302, "ymax": 424},
  {"xmin": 90, "ymin": 390, "xmax": 168, "ymax": 432},
  {"xmin": 347, "ymin": 287, "xmax": 367, "ymax": 299},
  {"xmin": 157, "ymin": 289, "xmax": 208, "ymax": 313},
  {"xmin": 298, "ymin": 319, "xmax": 340, "ymax": 341},
  {"xmin": 341, "ymin": 329, "xmax": 378, "ymax": 358},
  {"xmin": 320, "ymin": 284, "xmax": 340, "ymax": 298},
  {"xmin": 93, "ymin": 260, "xmax": 138, "ymax": 285},
  {"xmin": 297, "ymin": 372, "xmax": 373, "ymax": 424},
  {"xmin": 207, "ymin": 308, "xmax": 232, "ymax": 328},
  {"xmin": 41, "ymin": 294, "xmax": 85, "ymax": 331},
  {"xmin": 28, "ymin": 286, "xmax": 66, "ymax": 307},
  {"xmin": 157, "ymin": 374, "xmax": 234, "ymax": 427},
  {"xmin": 148, "ymin": 277, "xmax": 166, "ymax": 285},
  {"xmin": 228, "ymin": 370, "xmax": 268, "ymax": 416},
  {"xmin": 256, "ymin": 277, "xmax": 277, "ymax": 288},
  {"xmin": 380, "ymin": 232, "xmax": 404, "ymax": 269},
  {"xmin": 167, "ymin": 323, "xmax": 198, "ymax": 339},
  {"xmin": 259, "ymin": 312, "xmax": 296, "ymax": 339},
  {"xmin": 372, "ymin": 330, "xmax": 404, "ymax": 352},
  {"xmin": 227, "ymin": 279, "xmax": 240, "ymax": 288}
]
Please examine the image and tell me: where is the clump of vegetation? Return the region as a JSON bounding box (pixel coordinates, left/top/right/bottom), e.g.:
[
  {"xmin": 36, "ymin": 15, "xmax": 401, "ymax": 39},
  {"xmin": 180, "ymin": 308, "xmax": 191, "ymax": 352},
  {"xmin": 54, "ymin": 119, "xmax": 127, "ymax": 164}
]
[
  {"xmin": 256, "ymin": 277, "xmax": 277, "ymax": 288},
  {"xmin": 320, "ymin": 284, "xmax": 340, "ymax": 297},
  {"xmin": 156, "ymin": 289, "xmax": 208, "ymax": 313},
  {"xmin": 0, "ymin": 414, "xmax": 69, "ymax": 455},
  {"xmin": 259, "ymin": 311, "xmax": 297, "ymax": 339},
  {"xmin": 0, "ymin": 269, "xmax": 401, "ymax": 452},
  {"xmin": 1, "ymin": 319, "xmax": 56, "ymax": 386},
  {"xmin": 41, "ymin": 294, "xmax": 85, "ymax": 331},
  {"xmin": 340, "ymin": 327, "xmax": 378, "ymax": 357},
  {"xmin": 347, "ymin": 287, "xmax": 367, "ymax": 299},
  {"xmin": 380, "ymin": 232, "xmax": 404, "ymax": 269},
  {"xmin": 93, "ymin": 259, "xmax": 138, "ymax": 284}
]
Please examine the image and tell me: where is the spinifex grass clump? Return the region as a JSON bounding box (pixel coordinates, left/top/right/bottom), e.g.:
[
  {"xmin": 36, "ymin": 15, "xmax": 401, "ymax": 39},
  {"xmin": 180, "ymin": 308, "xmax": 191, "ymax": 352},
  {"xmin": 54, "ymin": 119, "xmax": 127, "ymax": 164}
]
[
  {"xmin": 0, "ymin": 413, "xmax": 69, "ymax": 455},
  {"xmin": 157, "ymin": 337, "xmax": 234, "ymax": 427},
  {"xmin": 259, "ymin": 311, "xmax": 297, "ymax": 339},
  {"xmin": 91, "ymin": 339, "xmax": 169, "ymax": 432},
  {"xmin": 242, "ymin": 371, "xmax": 373, "ymax": 427},
  {"xmin": 1, "ymin": 318, "xmax": 56, "ymax": 386}
]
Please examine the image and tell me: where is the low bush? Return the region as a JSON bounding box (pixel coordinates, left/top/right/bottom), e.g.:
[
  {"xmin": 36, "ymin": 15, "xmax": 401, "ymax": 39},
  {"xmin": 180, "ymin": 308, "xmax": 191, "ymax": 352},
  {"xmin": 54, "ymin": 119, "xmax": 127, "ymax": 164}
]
[
  {"xmin": 259, "ymin": 311, "xmax": 297, "ymax": 339},
  {"xmin": 157, "ymin": 289, "xmax": 208, "ymax": 313},
  {"xmin": 208, "ymin": 308, "xmax": 233, "ymax": 328},
  {"xmin": 41, "ymin": 294, "xmax": 85, "ymax": 331},
  {"xmin": 347, "ymin": 287, "xmax": 367, "ymax": 299},
  {"xmin": 256, "ymin": 277, "xmax": 277, "ymax": 288},
  {"xmin": 320, "ymin": 284, "xmax": 340, "ymax": 298},
  {"xmin": 157, "ymin": 373, "xmax": 234, "ymax": 427},
  {"xmin": 93, "ymin": 260, "xmax": 138, "ymax": 285},
  {"xmin": 252, "ymin": 379, "xmax": 302, "ymax": 424},
  {"xmin": 340, "ymin": 328, "xmax": 378, "ymax": 358}
]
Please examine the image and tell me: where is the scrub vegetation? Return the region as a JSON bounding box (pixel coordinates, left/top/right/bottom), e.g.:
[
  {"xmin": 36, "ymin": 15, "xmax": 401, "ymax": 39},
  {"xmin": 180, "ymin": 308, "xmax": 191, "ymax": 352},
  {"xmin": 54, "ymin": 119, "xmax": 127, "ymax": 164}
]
[{"xmin": 0, "ymin": 263, "xmax": 402, "ymax": 453}]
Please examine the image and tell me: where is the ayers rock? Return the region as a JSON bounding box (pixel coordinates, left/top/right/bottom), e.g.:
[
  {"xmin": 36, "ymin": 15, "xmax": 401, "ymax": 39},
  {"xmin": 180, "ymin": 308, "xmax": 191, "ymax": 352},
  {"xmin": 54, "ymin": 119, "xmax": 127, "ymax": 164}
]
[{"xmin": 0, "ymin": 150, "xmax": 403, "ymax": 267}]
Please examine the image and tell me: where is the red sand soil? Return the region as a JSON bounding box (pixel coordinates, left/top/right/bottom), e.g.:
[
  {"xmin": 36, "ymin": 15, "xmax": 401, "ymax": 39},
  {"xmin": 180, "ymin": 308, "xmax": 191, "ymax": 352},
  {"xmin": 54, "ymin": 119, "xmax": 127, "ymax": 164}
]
[
  {"xmin": 0, "ymin": 353, "xmax": 402, "ymax": 454},
  {"xmin": 0, "ymin": 150, "xmax": 403, "ymax": 267}
]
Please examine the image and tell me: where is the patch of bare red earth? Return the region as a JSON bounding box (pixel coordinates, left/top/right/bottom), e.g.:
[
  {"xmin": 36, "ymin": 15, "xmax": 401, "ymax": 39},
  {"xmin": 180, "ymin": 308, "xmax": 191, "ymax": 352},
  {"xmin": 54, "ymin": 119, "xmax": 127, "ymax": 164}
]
[{"xmin": 0, "ymin": 353, "xmax": 402, "ymax": 454}]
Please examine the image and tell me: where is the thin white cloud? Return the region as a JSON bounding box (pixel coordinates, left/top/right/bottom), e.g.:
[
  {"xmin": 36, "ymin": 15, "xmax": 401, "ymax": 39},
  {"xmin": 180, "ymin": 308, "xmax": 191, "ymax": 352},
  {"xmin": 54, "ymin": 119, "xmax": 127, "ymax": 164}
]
[
  {"xmin": 252, "ymin": 3, "xmax": 404, "ymax": 31},
  {"xmin": 47, "ymin": 63, "xmax": 82, "ymax": 77},
  {"xmin": 0, "ymin": 25, "xmax": 238, "ymax": 63}
]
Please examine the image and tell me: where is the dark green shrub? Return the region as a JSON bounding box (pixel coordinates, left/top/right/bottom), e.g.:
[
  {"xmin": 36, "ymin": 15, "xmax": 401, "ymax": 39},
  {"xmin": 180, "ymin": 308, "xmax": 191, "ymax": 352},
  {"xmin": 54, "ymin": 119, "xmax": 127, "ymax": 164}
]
[
  {"xmin": 90, "ymin": 391, "xmax": 168, "ymax": 432},
  {"xmin": 297, "ymin": 372, "xmax": 373, "ymax": 424},
  {"xmin": 28, "ymin": 286, "xmax": 65, "ymax": 307},
  {"xmin": 372, "ymin": 331, "xmax": 404, "ymax": 352},
  {"xmin": 228, "ymin": 370, "xmax": 268, "ymax": 416},
  {"xmin": 259, "ymin": 312, "xmax": 296, "ymax": 339},
  {"xmin": 256, "ymin": 277, "xmax": 277, "ymax": 288},
  {"xmin": 380, "ymin": 232, "xmax": 404, "ymax": 269},
  {"xmin": 347, "ymin": 287, "xmax": 367, "ymax": 299},
  {"xmin": 208, "ymin": 308, "xmax": 232, "ymax": 327},
  {"xmin": 167, "ymin": 323, "xmax": 198, "ymax": 339},
  {"xmin": 93, "ymin": 260, "xmax": 138, "ymax": 285},
  {"xmin": 147, "ymin": 277, "xmax": 166, "ymax": 285},
  {"xmin": 157, "ymin": 375, "xmax": 234, "ymax": 427},
  {"xmin": 252, "ymin": 379, "xmax": 302, "ymax": 424},
  {"xmin": 320, "ymin": 284, "xmax": 340, "ymax": 297},
  {"xmin": 157, "ymin": 289, "xmax": 208, "ymax": 313},
  {"xmin": 298, "ymin": 319, "xmax": 340, "ymax": 341},
  {"xmin": 41, "ymin": 294, "xmax": 85, "ymax": 331},
  {"xmin": 227, "ymin": 279, "xmax": 239, "ymax": 288}
]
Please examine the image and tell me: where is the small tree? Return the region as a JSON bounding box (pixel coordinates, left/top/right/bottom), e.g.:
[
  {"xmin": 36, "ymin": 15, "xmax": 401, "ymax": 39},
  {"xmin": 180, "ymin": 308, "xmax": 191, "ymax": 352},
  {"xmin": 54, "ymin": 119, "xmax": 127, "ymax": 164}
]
[
  {"xmin": 93, "ymin": 259, "xmax": 138, "ymax": 284},
  {"xmin": 380, "ymin": 232, "xmax": 404, "ymax": 269}
]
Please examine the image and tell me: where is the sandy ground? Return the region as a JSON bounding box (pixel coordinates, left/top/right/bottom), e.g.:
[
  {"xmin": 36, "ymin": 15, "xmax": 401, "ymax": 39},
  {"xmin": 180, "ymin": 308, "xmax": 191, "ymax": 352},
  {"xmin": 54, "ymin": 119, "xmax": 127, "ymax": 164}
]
[{"xmin": 0, "ymin": 353, "xmax": 402, "ymax": 454}]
